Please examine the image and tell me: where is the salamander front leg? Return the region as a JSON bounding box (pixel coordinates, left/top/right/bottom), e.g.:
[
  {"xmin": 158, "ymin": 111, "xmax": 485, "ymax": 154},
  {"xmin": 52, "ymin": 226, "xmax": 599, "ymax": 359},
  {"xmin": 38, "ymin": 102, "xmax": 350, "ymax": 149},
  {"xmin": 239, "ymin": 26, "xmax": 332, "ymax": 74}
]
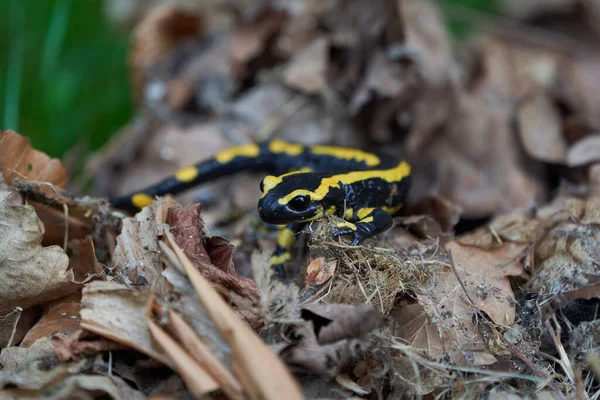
[
  {"xmin": 268, "ymin": 222, "xmax": 306, "ymax": 278},
  {"xmin": 333, "ymin": 208, "xmax": 393, "ymax": 246}
]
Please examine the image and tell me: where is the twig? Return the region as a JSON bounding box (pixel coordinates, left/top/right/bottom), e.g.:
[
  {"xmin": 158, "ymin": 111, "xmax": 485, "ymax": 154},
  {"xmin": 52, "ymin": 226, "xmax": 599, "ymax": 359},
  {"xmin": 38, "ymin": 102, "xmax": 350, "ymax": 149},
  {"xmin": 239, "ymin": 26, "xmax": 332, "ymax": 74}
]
[
  {"xmin": 256, "ymin": 94, "xmax": 308, "ymax": 141},
  {"xmin": 62, "ymin": 203, "xmax": 69, "ymax": 252},
  {"xmin": 6, "ymin": 307, "xmax": 23, "ymax": 347},
  {"xmin": 447, "ymin": 249, "xmax": 477, "ymax": 307}
]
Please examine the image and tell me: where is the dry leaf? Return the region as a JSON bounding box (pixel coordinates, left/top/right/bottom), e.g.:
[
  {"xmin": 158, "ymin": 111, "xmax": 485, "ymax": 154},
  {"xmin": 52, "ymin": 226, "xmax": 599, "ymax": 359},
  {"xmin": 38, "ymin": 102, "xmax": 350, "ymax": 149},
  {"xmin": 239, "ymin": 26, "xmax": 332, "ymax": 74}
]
[
  {"xmin": 79, "ymin": 280, "xmax": 171, "ymax": 366},
  {"xmin": 517, "ymin": 92, "xmax": 567, "ymax": 163},
  {"xmin": 300, "ymin": 303, "xmax": 384, "ymax": 344},
  {"xmin": 230, "ymin": 11, "xmax": 287, "ymax": 77},
  {"xmin": 424, "ymin": 87, "xmax": 545, "ymax": 217},
  {"xmin": 130, "ymin": 4, "xmax": 204, "ymax": 99},
  {"xmin": 1, "ymin": 336, "xmax": 142, "ymax": 398},
  {"xmin": 283, "ymin": 36, "xmax": 329, "ymax": 94},
  {"xmin": 32, "ymin": 201, "xmax": 94, "ymax": 247},
  {"xmin": 0, "ymin": 130, "xmax": 68, "ymax": 188},
  {"xmin": 0, "ymin": 337, "xmax": 55, "ymax": 372},
  {"xmin": 446, "ymin": 241, "xmax": 526, "ymax": 325},
  {"xmin": 275, "ymin": 303, "xmax": 382, "ymax": 376},
  {"xmin": 396, "ymin": 242, "xmax": 525, "ymax": 366},
  {"xmin": 0, "ymin": 189, "xmax": 79, "ymax": 315},
  {"xmin": 305, "ymin": 257, "xmax": 336, "ymax": 286},
  {"xmin": 52, "ymin": 328, "xmax": 127, "ymax": 362},
  {"xmin": 566, "ymin": 134, "xmax": 600, "ymax": 167},
  {"xmin": 1, "ymin": 374, "xmax": 145, "ymax": 400},
  {"xmin": 20, "ymin": 291, "xmax": 82, "ymax": 347},
  {"xmin": 163, "ymin": 231, "xmax": 303, "ymax": 399},
  {"xmin": 335, "ymin": 374, "xmax": 370, "ymax": 396},
  {"xmin": 146, "ymin": 304, "xmax": 220, "ymax": 398},
  {"xmin": 591, "ymin": 163, "xmax": 600, "ymax": 197},
  {"xmin": 277, "ymin": 322, "xmax": 369, "ymax": 377},
  {"xmin": 529, "ymin": 207, "xmax": 600, "ymax": 296},
  {"xmin": 166, "ymin": 203, "xmax": 259, "ymax": 303},
  {"xmin": 393, "ymin": 302, "xmax": 445, "ymax": 360},
  {"xmin": 112, "ymin": 200, "xmax": 169, "ymax": 286}
]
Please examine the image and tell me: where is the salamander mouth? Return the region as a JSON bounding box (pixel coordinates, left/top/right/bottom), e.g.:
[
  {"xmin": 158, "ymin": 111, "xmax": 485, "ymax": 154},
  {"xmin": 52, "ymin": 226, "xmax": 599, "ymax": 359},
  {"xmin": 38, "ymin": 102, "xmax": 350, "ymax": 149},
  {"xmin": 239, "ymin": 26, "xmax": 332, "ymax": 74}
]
[{"xmin": 258, "ymin": 205, "xmax": 322, "ymax": 224}]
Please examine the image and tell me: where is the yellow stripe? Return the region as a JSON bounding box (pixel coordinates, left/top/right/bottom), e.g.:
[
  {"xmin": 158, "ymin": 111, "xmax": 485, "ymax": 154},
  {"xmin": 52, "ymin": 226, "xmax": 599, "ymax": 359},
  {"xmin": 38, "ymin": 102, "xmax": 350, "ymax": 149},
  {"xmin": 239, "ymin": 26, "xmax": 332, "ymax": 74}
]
[
  {"xmin": 279, "ymin": 161, "xmax": 411, "ymax": 205},
  {"xmin": 269, "ymin": 139, "xmax": 304, "ymax": 156},
  {"xmin": 336, "ymin": 221, "xmax": 357, "ymax": 231},
  {"xmin": 356, "ymin": 205, "xmax": 402, "ymax": 220},
  {"xmin": 215, "ymin": 144, "xmax": 260, "ymax": 164},
  {"xmin": 310, "ymin": 145, "xmax": 381, "ymax": 167},
  {"xmin": 132, "ymin": 193, "xmax": 154, "ymax": 209},
  {"xmin": 269, "ymin": 252, "xmax": 291, "ymax": 265},
  {"xmin": 260, "ymin": 169, "xmax": 312, "ymax": 198},
  {"xmin": 277, "ymin": 228, "xmax": 295, "ymax": 249},
  {"xmin": 356, "ymin": 208, "xmax": 373, "ymax": 220},
  {"xmin": 174, "ymin": 166, "xmax": 199, "ymax": 182}
]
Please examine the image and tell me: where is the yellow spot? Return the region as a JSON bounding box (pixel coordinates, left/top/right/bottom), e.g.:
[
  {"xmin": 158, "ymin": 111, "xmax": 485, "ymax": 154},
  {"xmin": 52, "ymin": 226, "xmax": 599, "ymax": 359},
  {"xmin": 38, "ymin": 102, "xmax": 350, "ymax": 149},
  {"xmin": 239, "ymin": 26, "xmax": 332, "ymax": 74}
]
[
  {"xmin": 269, "ymin": 252, "xmax": 292, "ymax": 265},
  {"xmin": 344, "ymin": 208, "xmax": 354, "ymax": 220},
  {"xmin": 174, "ymin": 166, "xmax": 199, "ymax": 182},
  {"xmin": 386, "ymin": 204, "xmax": 403, "ymax": 215},
  {"xmin": 131, "ymin": 193, "xmax": 154, "ymax": 209},
  {"xmin": 261, "ymin": 175, "xmax": 282, "ymax": 196},
  {"xmin": 356, "ymin": 208, "xmax": 374, "ymax": 220},
  {"xmin": 215, "ymin": 144, "xmax": 260, "ymax": 164},
  {"xmin": 278, "ymin": 161, "xmax": 411, "ymax": 206},
  {"xmin": 269, "ymin": 140, "xmax": 304, "ymax": 156},
  {"xmin": 311, "ymin": 145, "xmax": 381, "ymax": 166},
  {"xmin": 336, "ymin": 221, "xmax": 357, "ymax": 231},
  {"xmin": 356, "ymin": 205, "xmax": 402, "ymax": 220},
  {"xmin": 361, "ymin": 216, "xmax": 374, "ymax": 223},
  {"xmin": 326, "ymin": 206, "xmax": 337, "ymax": 216},
  {"xmin": 261, "ymin": 169, "xmax": 313, "ymax": 198},
  {"xmin": 277, "ymin": 228, "xmax": 295, "ymax": 249}
]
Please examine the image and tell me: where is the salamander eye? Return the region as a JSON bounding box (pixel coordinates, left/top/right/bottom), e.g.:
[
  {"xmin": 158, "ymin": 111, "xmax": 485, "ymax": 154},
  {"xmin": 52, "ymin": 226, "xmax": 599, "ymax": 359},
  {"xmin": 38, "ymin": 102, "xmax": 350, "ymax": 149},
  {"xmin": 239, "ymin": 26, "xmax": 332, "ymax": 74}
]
[
  {"xmin": 259, "ymin": 179, "xmax": 265, "ymax": 193},
  {"xmin": 288, "ymin": 195, "xmax": 311, "ymax": 211}
]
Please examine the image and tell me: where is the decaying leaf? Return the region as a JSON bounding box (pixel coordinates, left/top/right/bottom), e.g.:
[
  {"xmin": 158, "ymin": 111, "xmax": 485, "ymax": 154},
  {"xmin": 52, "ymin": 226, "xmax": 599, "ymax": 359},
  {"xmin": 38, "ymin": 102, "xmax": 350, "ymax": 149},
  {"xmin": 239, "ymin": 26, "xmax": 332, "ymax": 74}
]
[
  {"xmin": 0, "ymin": 189, "xmax": 80, "ymax": 315},
  {"xmin": 305, "ymin": 257, "xmax": 336, "ymax": 286},
  {"xmin": 528, "ymin": 199, "xmax": 600, "ymax": 296},
  {"xmin": 566, "ymin": 134, "xmax": 600, "ymax": 167},
  {"xmin": 301, "ymin": 303, "xmax": 384, "ymax": 344},
  {"xmin": 392, "ymin": 302, "xmax": 444, "ymax": 362},
  {"xmin": 79, "ymin": 280, "xmax": 171, "ymax": 366},
  {"xmin": 166, "ymin": 203, "xmax": 259, "ymax": 303},
  {"xmin": 277, "ymin": 303, "xmax": 383, "ymax": 376},
  {"xmin": 161, "ymin": 231, "xmax": 304, "ymax": 399},
  {"xmin": 394, "ymin": 242, "xmax": 525, "ymax": 366},
  {"xmin": 517, "ymin": 92, "xmax": 567, "ymax": 163},
  {"xmin": 130, "ymin": 4, "xmax": 204, "ymax": 99},
  {"xmin": 52, "ymin": 328, "xmax": 127, "ymax": 362},
  {"xmin": 112, "ymin": 199, "xmax": 171, "ymax": 286},
  {"xmin": 230, "ymin": 10, "xmax": 287, "ymax": 77},
  {"xmin": 445, "ymin": 241, "xmax": 526, "ymax": 325},
  {"xmin": 591, "ymin": 163, "xmax": 600, "ymax": 197},
  {"xmin": 283, "ymin": 36, "xmax": 329, "ymax": 94},
  {"xmin": 20, "ymin": 291, "xmax": 82, "ymax": 347},
  {"xmin": 0, "ymin": 130, "xmax": 68, "ymax": 189},
  {"xmin": 1, "ymin": 373, "xmax": 145, "ymax": 400}
]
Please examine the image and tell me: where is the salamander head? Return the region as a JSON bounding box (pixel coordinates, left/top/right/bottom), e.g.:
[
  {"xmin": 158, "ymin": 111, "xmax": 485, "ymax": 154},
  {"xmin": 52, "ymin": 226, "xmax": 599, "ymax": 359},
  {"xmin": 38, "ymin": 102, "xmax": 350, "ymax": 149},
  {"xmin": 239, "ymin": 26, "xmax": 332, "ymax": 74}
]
[{"xmin": 257, "ymin": 172, "xmax": 343, "ymax": 224}]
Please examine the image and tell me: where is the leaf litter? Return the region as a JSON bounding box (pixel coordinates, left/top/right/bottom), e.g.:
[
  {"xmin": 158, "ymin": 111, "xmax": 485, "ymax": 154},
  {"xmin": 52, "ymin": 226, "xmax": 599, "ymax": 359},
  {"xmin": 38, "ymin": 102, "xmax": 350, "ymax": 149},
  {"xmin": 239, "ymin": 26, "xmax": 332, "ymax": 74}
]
[{"xmin": 2, "ymin": 0, "xmax": 600, "ymax": 399}]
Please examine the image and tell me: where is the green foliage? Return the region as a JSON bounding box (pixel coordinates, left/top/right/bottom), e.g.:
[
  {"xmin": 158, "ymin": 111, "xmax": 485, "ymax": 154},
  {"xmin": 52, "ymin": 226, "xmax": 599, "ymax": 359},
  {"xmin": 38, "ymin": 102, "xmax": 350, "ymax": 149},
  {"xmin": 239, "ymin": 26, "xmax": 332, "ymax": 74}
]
[
  {"xmin": 438, "ymin": 0, "xmax": 499, "ymax": 40},
  {"xmin": 0, "ymin": 0, "xmax": 497, "ymax": 160},
  {"xmin": 0, "ymin": 0, "xmax": 133, "ymax": 158}
]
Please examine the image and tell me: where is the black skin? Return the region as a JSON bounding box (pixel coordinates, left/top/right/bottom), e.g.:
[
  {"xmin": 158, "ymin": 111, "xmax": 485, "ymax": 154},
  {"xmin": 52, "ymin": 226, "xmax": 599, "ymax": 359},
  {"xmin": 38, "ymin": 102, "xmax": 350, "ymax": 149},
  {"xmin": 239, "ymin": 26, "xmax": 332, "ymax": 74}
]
[{"xmin": 110, "ymin": 141, "xmax": 411, "ymax": 277}]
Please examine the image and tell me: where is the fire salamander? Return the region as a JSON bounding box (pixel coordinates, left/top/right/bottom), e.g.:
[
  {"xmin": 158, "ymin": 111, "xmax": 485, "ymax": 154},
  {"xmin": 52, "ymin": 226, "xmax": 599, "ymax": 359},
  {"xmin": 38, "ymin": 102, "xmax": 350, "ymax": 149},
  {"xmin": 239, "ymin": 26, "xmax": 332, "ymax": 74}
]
[{"xmin": 110, "ymin": 140, "xmax": 411, "ymax": 276}]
